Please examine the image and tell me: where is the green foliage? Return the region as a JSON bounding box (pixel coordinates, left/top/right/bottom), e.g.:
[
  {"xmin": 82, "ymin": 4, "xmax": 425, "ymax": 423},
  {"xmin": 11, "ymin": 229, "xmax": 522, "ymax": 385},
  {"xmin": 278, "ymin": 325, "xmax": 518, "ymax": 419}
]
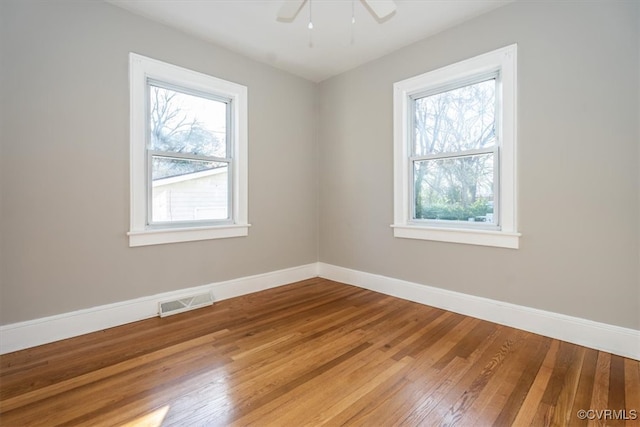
[{"xmin": 416, "ymin": 198, "xmax": 493, "ymax": 222}]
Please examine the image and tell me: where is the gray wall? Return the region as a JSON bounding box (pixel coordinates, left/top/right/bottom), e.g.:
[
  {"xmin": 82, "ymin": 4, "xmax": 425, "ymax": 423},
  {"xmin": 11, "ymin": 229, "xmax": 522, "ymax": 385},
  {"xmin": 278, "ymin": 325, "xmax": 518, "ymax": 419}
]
[
  {"xmin": 0, "ymin": 0, "xmax": 318, "ymax": 324},
  {"xmin": 319, "ymin": 0, "xmax": 640, "ymax": 330}
]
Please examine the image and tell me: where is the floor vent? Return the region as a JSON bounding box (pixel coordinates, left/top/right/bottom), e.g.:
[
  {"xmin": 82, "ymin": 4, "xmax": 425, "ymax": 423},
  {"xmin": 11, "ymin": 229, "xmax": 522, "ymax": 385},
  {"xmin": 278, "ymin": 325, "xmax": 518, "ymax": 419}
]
[{"xmin": 158, "ymin": 292, "xmax": 214, "ymax": 317}]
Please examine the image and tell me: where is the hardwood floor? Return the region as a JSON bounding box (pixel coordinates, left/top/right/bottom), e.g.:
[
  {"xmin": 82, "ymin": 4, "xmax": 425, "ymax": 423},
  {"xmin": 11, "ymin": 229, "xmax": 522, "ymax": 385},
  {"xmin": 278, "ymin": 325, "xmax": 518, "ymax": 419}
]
[{"xmin": 1, "ymin": 278, "xmax": 638, "ymax": 426}]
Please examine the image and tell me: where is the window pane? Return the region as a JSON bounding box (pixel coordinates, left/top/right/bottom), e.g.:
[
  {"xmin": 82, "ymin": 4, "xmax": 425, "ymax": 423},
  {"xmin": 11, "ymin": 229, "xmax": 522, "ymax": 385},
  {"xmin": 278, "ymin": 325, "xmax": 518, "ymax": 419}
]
[
  {"xmin": 414, "ymin": 153, "xmax": 494, "ymax": 223},
  {"xmin": 414, "ymin": 79, "xmax": 496, "ymax": 156},
  {"xmin": 149, "ymin": 85, "xmax": 227, "ymax": 158},
  {"xmin": 151, "ymin": 157, "xmax": 228, "ymax": 223}
]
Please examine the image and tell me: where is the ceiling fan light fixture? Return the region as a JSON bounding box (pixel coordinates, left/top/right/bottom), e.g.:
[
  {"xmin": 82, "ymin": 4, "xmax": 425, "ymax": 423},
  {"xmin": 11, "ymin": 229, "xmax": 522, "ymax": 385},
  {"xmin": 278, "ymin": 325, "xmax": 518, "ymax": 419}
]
[
  {"xmin": 276, "ymin": 0, "xmax": 396, "ymax": 47},
  {"xmin": 277, "ymin": 0, "xmax": 396, "ymax": 23}
]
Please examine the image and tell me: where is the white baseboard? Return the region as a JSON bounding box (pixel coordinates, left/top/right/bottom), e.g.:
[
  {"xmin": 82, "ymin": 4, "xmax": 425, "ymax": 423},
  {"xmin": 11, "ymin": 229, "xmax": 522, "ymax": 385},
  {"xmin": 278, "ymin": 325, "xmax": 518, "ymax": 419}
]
[
  {"xmin": 2, "ymin": 262, "xmax": 638, "ymax": 360},
  {"xmin": 0, "ymin": 263, "xmax": 319, "ymax": 354},
  {"xmin": 318, "ymin": 263, "xmax": 640, "ymax": 361}
]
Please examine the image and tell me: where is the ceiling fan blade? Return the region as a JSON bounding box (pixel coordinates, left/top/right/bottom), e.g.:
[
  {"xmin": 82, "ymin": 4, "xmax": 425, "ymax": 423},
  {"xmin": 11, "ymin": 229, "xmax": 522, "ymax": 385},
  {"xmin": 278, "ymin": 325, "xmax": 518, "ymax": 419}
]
[
  {"xmin": 362, "ymin": 0, "xmax": 397, "ymax": 20},
  {"xmin": 277, "ymin": 0, "xmax": 308, "ymax": 22}
]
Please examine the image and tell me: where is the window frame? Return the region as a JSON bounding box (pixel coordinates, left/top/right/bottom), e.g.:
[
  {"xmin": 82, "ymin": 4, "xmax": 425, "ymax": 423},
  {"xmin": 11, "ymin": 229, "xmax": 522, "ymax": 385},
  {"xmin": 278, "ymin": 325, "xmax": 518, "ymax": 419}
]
[
  {"xmin": 392, "ymin": 45, "xmax": 519, "ymax": 249},
  {"xmin": 146, "ymin": 80, "xmax": 233, "ymax": 228},
  {"xmin": 128, "ymin": 53, "xmax": 249, "ymax": 247}
]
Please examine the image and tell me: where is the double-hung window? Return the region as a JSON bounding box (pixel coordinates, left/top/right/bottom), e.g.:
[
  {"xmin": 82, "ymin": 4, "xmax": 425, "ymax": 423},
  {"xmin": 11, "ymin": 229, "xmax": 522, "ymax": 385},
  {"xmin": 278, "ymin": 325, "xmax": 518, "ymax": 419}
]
[
  {"xmin": 128, "ymin": 53, "xmax": 249, "ymax": 247},
  {"xmin": 393, "ymin": 45, "xmax": 519, "ymax": 248}
]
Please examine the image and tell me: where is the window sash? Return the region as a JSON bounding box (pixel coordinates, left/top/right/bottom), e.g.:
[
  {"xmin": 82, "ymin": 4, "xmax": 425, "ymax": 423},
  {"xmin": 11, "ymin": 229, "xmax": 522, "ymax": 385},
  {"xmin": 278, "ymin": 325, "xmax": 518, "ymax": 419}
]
[
  {"xmin": 146, "ymin": 151, "xmax": 233, "ymax": 227},
  {"xmin": 409, "ymin": 147, "xmax": 500, "ymax": 229},
  {"xmin": 145, "ymin": 79, "xmax": 233, "ymax": 160},
  {"xmin": 409, "ymin": 73, "xmax": 499, "ymax": 158}
]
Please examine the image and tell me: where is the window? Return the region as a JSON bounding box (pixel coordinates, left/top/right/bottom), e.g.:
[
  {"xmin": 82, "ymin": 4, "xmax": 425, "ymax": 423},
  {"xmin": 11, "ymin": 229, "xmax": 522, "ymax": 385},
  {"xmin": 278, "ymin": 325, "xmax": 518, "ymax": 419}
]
[
  {"xmin": 128, "ymin": 53, "xmax": 249, "ymax": 247},
  {"xmin": 392, "ymin": 45, "xmax": 519, "ymax": 248}
]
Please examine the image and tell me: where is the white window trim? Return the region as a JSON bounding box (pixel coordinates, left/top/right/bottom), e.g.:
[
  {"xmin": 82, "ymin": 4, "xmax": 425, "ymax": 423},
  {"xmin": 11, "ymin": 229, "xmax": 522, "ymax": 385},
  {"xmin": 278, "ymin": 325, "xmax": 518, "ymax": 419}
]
[
  {"xmin": 392, "ymin": 45, "xmax": 519, "ymax": 249},
  {"xmin": 128, "ymin": 53, "xmax": 249, "ymax": 247}
]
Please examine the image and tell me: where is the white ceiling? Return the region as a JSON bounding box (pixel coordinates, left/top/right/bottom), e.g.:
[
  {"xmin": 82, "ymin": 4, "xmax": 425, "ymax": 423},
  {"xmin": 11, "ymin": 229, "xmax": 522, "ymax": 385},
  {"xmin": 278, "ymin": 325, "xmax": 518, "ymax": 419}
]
[{"xmin": 107, "ymin": 0, "xmax": 512, "ymax": 82}]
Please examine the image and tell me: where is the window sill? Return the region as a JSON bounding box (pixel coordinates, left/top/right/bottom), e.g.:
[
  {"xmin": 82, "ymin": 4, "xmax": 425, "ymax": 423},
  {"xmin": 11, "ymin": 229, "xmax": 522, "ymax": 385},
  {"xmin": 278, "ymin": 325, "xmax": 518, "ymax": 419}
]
[
  {"xmin": 128, "ymin": 224, "xmax": 250, "ymax": 247},
  {"xmin": 391, "ymin": 224, "xmax": 520, "ymax": 249}
]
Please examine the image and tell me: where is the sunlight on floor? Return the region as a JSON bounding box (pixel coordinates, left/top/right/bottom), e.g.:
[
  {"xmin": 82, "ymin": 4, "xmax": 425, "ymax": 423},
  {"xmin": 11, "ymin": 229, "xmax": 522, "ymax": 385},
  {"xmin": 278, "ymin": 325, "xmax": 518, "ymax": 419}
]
[
  {"xmin": 121, "ymin": 405, "xmax": 170, "ymax": 427},
  {"xmin": 117, "ymin": 367, "xmax": 234, "ymax": 426}
]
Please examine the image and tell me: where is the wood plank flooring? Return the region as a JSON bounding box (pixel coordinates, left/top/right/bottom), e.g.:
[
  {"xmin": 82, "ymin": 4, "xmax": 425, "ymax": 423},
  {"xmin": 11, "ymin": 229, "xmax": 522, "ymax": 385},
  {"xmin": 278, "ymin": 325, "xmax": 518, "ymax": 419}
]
[{"xmin": 1, "ymin": 278, "xmax": 638, "ymax": 426}]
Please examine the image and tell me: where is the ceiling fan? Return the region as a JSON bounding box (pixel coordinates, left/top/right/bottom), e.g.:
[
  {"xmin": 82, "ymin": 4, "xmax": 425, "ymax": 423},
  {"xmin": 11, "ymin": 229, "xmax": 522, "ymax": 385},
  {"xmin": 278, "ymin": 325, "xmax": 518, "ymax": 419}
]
[{"xmin": 276, "ymin": 0, "xmax": 397, "ymax": 23}]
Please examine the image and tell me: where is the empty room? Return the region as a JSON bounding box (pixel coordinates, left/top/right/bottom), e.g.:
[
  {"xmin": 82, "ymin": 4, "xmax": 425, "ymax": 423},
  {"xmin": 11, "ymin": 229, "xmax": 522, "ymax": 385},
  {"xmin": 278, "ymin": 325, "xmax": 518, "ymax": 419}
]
[{"xmin": 1, "ymin": 0, "xmax": 639, "ymax": 425}]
